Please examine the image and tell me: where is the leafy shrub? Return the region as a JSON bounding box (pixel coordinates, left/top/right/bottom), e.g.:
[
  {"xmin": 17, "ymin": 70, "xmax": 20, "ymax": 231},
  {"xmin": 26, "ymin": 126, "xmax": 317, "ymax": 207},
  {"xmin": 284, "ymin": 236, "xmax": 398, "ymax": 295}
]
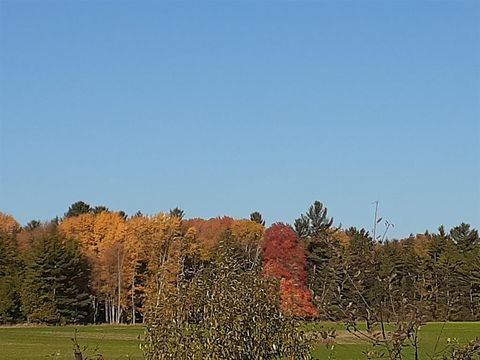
[{"xmin": 142, "ymin": 241, "xmax": 312, "ymax": 359}]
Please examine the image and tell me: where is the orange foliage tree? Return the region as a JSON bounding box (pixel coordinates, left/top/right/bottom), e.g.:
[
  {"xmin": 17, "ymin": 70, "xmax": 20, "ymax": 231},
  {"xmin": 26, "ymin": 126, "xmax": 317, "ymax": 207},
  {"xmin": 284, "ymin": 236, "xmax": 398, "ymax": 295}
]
[
  {"xmin": 183, "ymin": 217, "xmax": 234, "ymax": 260},
  {"xmin": 0, "ymin": 213, "xmax": 20, "ymax": 235},
  {"xmin": 262, "ymin": 223, "xmax": 318, "ymax": 318}
]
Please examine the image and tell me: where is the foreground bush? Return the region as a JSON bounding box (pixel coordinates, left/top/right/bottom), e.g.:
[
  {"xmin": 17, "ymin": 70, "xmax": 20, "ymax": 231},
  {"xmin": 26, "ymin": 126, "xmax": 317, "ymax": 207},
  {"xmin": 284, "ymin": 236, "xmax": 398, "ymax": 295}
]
[{"xmin": 142, "ymin": 241, "xmax": 311, "ymax": 359}]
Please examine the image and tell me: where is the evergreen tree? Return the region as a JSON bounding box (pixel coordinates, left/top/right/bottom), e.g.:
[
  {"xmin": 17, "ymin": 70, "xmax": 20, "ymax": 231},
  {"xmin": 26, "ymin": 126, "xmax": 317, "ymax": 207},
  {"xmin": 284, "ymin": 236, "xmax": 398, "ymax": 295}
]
[
  {"xmin": 118, "ymin": 210, "xmax": 128, "ymax": 220},
  {"xmin": 450, "ymin": 223, "xmax": 480, "ymax": 320},
  {"xmin": 436, "ymin": 231, "xmax": 467, "ymax": 320},
  {"xmin": 93, "ymin": 206, "xmax": 109, "ymax": 214},
  {"xmin": 425, "ymin": 228, "xmax": 449, "ymax": 319},
  {"xmin": 0, "ymin": 232, "xmax": 22, "ymax": 323},
  {"xmin": 21, "ymin": 228, "xmax": 91, "ymax": 324},
  {"xmin": 343, "ymin": 228, "xmax": 377, "ymax": 318},
  {"xmin": 249, "ymin": 211, "xmax": 265, "ymax": 226},
  {"xmin": 65, "ymin": 201, "xmax": 92, "ymax": 218},
  {"xmin": 450, "ymin": 223, "xmax": 479, "ymax": 253},
  {"xmin": 294, "ymin": 201, "xmax": 337, "ymax": 316},
  {"xmin": 25, "ymin": 220, "xmax": 41, "ymax": 231},
  {"xmin": 169, "ymin": 207, "xmax": 185, "ymax": 220}
]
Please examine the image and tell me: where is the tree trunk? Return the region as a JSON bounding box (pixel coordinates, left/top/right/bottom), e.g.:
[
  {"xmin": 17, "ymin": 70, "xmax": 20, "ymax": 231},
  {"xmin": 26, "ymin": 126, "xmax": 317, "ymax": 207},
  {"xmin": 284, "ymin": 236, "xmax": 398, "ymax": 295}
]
[
  {"xmin": 117, "ymin": 248, "xmax": 121, "ymax": 324},
  {"xmin": 131, "ymin": 271, "xmax": 136, "ymax": 325},
  {"xmin": 105, "ymin": 299, "xmax": 109, "ymax": 324}
]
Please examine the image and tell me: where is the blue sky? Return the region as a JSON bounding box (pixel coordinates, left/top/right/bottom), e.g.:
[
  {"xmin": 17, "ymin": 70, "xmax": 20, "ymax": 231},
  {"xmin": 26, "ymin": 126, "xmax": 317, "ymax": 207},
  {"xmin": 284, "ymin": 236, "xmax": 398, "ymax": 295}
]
[{"xmin": 1, "ymin": 1, "xmax": 479, "ymax": 238}]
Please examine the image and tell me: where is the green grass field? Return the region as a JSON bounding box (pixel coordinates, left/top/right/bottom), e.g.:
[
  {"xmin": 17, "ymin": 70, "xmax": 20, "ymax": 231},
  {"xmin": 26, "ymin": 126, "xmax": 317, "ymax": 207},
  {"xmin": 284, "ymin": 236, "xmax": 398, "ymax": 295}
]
[
  {"xmin": 311, "ymin": 322, "xmax": 480, "ymax": 360},
  {"xmin": 0, "ymin": 325, "xmax": 144, "ymax": 360},
  {"xmin": 0, "ymin": 322, "xmax": 478, "ymax": 360}
]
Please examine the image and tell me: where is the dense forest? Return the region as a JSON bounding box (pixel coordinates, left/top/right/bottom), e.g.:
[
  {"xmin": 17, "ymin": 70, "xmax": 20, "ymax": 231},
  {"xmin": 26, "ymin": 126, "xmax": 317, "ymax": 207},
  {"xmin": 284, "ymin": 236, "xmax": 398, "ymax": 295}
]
[{"xmin": 0, "ymin": 201, "xmax": 478, "ymax": 326}]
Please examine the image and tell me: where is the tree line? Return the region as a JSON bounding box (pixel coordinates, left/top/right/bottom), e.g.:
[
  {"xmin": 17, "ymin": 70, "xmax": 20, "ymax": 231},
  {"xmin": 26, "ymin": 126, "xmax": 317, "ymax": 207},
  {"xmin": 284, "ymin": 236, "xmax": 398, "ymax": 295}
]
[{"xmin": 0, "ymin": 201, "xmax": 478, "ymax": 325}]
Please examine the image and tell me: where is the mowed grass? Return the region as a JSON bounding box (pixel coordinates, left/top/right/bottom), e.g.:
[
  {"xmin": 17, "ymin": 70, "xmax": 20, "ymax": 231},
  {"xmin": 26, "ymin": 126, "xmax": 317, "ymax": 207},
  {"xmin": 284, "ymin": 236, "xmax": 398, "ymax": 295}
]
[
  {"xmin": 0, "ymin": 325, "xmax": 144, "ymax": 360},
  {"xmin": 311, "ymin": 322, "xmax": 480, "ymax": 360},
  {"xmin": 0, "ymin": 322, "xmax": 478, "ymax": 360}
]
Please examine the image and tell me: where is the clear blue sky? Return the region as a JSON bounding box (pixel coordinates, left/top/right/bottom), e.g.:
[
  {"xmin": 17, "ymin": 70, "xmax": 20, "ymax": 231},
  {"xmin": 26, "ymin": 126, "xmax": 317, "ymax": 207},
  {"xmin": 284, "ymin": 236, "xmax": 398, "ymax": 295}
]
[{"xmin": 1, "ymin": 1, "xmax": 479, "ymax": 238}]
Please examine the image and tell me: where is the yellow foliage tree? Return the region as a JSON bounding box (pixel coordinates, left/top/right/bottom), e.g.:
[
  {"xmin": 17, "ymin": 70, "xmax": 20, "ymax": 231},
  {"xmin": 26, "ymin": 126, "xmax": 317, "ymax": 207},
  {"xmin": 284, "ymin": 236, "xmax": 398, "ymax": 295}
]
[
  {"xmin": 59, "ymin": 211, "xmax": 127, "ymax": 323},
  {"xmin": 413, "ymin": 234, "xmax": 433, "ymax": 259},
  {"xmin": 0, "ymin": 212, "xmax": 20, "ymax": 235},
  {"xmin": 330, "ymin": 228, "xmax": 351, "ymax": 248},
  {"xmin": 123, "ymin": 213, "xmax": 199, "ymax": 323},
  {"xmin": 58, "ymin": 213, "xmax": 96, "ymax": 252},
  {"xmin": 143, "ymin": 215, "xmax": 198, "ymax": 317},
  {"xmin": 231, "ymin": 219, "xmax": 264, "ymax": 265}
]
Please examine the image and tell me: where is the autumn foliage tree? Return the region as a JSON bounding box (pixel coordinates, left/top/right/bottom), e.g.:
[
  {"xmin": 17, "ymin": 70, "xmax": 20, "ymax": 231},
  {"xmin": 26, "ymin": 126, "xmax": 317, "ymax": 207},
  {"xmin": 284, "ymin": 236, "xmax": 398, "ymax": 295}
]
[
  {"xmin": 141, "ymin": 214, "xmax": 198, "ymax": 317},
  {"xmin": 123, "ymin": 213, "xmax": 194, "ymax": 323},
  {"xmin": 1, "ymin": 202, "xmax": 479, "ymax": 330},
  {"xmin": 183, "ymin": 217, "xmax": 234, "ymax": 261},
  {"xmin": 231, "ymin": 219, "xmax": 264, "ymax": 267},
  {"xmin": 59, "ymin": 211, "xmax": 127, "ymax": 323},
  {"xmin": 0, "ymin": 212, "xmax": 20, "ymax": 235},
  {"xmin": 262, "ymin": 223, "xmax": 318, "ymax": 318}
]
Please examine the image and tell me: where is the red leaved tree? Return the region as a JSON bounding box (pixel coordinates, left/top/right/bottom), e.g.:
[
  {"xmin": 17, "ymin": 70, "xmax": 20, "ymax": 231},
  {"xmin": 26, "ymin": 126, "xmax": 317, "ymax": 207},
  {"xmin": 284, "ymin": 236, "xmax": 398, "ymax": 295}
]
[{"xmin": 262, "ymin": 223, "xmax": 318, "ymax": 318}]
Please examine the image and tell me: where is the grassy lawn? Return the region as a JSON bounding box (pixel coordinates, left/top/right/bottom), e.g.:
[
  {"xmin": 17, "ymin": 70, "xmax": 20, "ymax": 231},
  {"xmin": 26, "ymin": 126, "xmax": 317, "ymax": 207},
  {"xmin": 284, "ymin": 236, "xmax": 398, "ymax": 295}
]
[
  {"xmin": 0, "ymin": 322, "xmax": 478, "ymax": 359},
  {"xmin": 0, "ymin": 325, "xmax": 144, "ymax": 360},
  {"xmin": 311, "ymin": 322, "xmax": 480, "ymax": 360}
]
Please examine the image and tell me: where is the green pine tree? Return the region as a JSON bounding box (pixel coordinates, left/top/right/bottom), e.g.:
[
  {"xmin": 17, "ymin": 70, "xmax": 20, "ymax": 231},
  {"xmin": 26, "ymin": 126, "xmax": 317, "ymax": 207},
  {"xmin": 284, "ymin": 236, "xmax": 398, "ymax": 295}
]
[
  {"xmin": 0, "ymin": 232, "xmax": 22, "ymax": 323},
  {"xmin": 21, "ymin": 228, "xmax": 91, "ymax": 324},
  {"xmin": 449, "ymin": 223, "xmax": 480, "ymax": 320},
  {"xmin": 249, "ymin": 211, "xmax": 265, "ymax": 226},
  {"xmin": 64, "ymin": 201, "xmax": 92, "ymax": 218},
  {"xmin": 294, "ymin": 201, "xmax": 339, "ymax": 318}
]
